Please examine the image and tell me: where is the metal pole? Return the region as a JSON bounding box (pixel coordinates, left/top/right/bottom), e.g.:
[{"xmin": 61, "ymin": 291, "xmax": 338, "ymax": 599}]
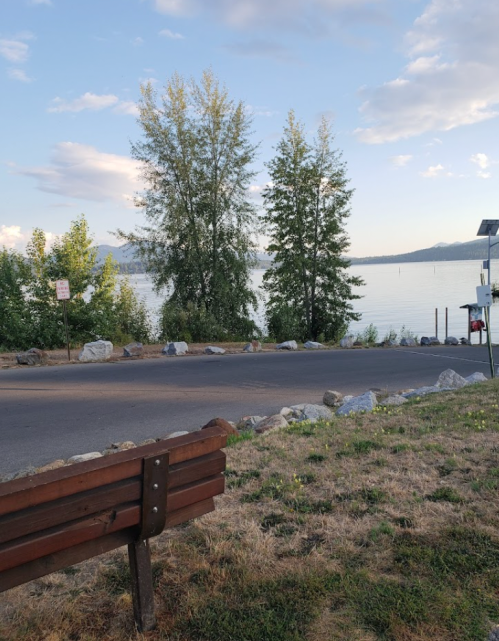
[
  {"xmin": 435, "ymin": 308, "xmax": 438, "ymax": 338},
  {"xmin": 63, "ymin": 300, "xmax": 70, "ymax": 361},
  {"xmin": 445, "ymin": 307, "xmax": 448, "ymax": 339},
  {"xmin": 489, "ymin": 229, "xmax": 492, "ymax": 341}
]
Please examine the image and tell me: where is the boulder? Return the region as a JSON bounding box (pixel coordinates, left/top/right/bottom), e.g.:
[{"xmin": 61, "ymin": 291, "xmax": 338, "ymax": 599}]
[
  {"xmin": 68, "ymin": 452, "xmax": 103, "ymax": 464},
  {"xmin": 323, "ymin": 390, "xmax": 343, "ymax": 407},
  {"xmin": 380, "ymin": 395, "xmax": 408, "ymax": 406},
  {"xmin": 243, "ymin": 340, "xmax": 263, "ymax": 352},
  {"xmin": 444, "ymin": 336, "xmax": 459, "ymax": 346},
  {"xmin": 465, "ymin": 372, "xmax": 488, "ymax": 385},
  {"xmin": 303, "ymin": 341, "xmax": 325, "ymax": 349},
  {"xmin": 339, "ymin": 335, "xmax": 355, "ymax": 348},
  {"xmin": 16, "ymin": 348, "xmax": 49, "ymax": 366},
  {"xmin": 400, "ymin": 337, "xmax": 416, "ymax": 347},
  {"xmin": 205, "ymin": 346, "xmax": 226, "ymax": 355},
  {"xmin": 280, "ymin": 407, "xmax": 293, "ymax": 417},
  {"xmin": 429, "ymin": 337, "xmax": 441, "ymax": 345},
  {"xmin": 202, "ymin": 417, "xmax": 239, "ymax": 436},
  {"xmin": 402, "ymin": 386, "xmax": 448, "ymax": 399},
  {"xmin": 162, "ymin": 341, "xmax": 188, "ymax": 356},
  {"xmin": 110, "ymin": 441, "xmax": 136, "ymax": 451},
  {"xmin": 276, "ymin": 340, "xmax": 298, "ymax": 350},
  {"xmin": 123, "ymin": 342, "xmax": 143, "ymax": 357},
  {"xmin": 255, "ymin": 414, "xmax": 289, "ymax": 433},
  {"xmin": 460, "ymin": 337, "xmax": 472, "ymax": 346},
  {"xmin": 164, "ymin": 431, "xmax": 189, "ymax": 439},
  {"xmin": 79, "ymin": 340, "xmax": 113, "ymax": 362},
  {"xmin": 353, "ymin": 340, "xmax": 363, "ymax": 347},
  {"xmin": 380, "ymin": 340, "xmax": 398, "ymax": 347},
  {"xmin": 237, "ymin": 415, "xmax": 265, "ymax": 430},
  {"xmin": 420, "ymin": 337, "xmax": 431, "ymax": 346},
  {"xmin": 336, "ymin": 391, "xmax": 377, "ymax": 417},
  {"xmin": 289, "ymin": 404, "xmax": 333, "ymax": 423},
  {"xmin": 36, "ymin": 460, "xmax": 65, "ymax": 473},
  {"xmin": 436, "ymin": 369, "xmax": 467, "ymax": 389}
]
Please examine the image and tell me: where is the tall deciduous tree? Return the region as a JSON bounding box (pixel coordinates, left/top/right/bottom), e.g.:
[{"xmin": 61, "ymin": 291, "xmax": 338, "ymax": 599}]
[
  {"xmin": 262, "ymin": 111, "xmax": 363, "ymax": 342},
  {"xmin": 119, "ymin": 69, "xmax": 260, "ymax": 340}
]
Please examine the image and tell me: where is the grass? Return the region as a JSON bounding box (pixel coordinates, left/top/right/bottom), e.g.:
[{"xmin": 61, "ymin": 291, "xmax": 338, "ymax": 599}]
[{"xmin": 3, "ymin": 378, "xmax": 499, "ymax": 640}]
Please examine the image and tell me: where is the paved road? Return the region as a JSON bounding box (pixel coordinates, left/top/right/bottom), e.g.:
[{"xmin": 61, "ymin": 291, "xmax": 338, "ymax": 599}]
[{"xmin": 0, "ymin": 346, "xmax": 496, "ymax": 475}]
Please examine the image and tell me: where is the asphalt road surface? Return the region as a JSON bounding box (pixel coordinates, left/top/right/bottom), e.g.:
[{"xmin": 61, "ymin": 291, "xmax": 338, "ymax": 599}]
[{"xmin": 1, "ymin": 346, "xmax": 496, "ymax": 475}]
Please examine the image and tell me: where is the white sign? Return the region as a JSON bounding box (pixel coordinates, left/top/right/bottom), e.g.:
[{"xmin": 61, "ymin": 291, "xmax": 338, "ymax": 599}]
[
  {"xmin": 477, "ymin": 284, "xmax": 492, "ymax": 308},
  {"xmin": 56, "ymin": 279, "xmax": 70, "ymax": 300}
]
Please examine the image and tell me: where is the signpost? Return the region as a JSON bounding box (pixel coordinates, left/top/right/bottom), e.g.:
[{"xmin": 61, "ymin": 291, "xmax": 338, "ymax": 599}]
[{"xmin": 55, "ymin": 280, "xmax": 71, "ymax": 361}]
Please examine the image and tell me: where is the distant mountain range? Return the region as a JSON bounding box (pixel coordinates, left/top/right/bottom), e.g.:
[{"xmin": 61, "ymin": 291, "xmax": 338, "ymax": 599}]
[
  {"xmin": 348, "ymin": 238, "xmax": 497, "ymax": 265},
  {"xmin": 96, "ymin": 238, "xmax": 496, "ymax": 271}
]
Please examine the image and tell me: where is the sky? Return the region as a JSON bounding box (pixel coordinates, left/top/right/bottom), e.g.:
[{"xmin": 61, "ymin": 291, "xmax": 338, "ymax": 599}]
[{"xmin": 1, "ymin": 0, "xmax": 498, "ymax": 258}]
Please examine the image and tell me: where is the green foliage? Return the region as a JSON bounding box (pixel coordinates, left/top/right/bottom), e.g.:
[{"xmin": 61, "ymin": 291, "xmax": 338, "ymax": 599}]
[
  {"xmin": 383, "ymin": 326, "xmax": 397, "ymax": 342},
  {"xmin": 356, "ymin": 322, "xmax": 378, "ymax": 345},
  {"xmin": 0, "ymin": 216, "xmax": 155, "ymax": 350},
  {"xmin": 262, "ymin": 111, "xmax": 363, "ymax": 342},
  {"xmin": 119, "ymin": 69, "xmax": 259, "ymax": 339}
]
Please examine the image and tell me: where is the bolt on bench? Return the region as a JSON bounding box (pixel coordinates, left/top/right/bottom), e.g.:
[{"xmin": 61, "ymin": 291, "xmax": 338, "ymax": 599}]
[{"xmin": 0, "ymin": 426, "xmax": 227, "ymax": 632}]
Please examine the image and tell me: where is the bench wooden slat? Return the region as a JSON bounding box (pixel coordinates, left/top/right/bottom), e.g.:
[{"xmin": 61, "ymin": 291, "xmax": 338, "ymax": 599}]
[
  {"xmin": 0, "ymin": 528, "xmax": 136, "ymax": 592},
  {"xmin": 0, "ymin": 427, "xmax": 226, "ymax": 517},
  {"xmin": 169, "ymin": 450, "xmax": 226, "ymax": 490},
  {"xmin": 165, "ymin": 497, "xmax": 215, "ymax": 529},
  {"xmin": 0, "ymin": 503, "xmax": 140, "ymax": 572},
  {"xmin": 168, "ymin": 474, "xmax": 225, "ymax": 513},
  {"xmin": 0, "ymin": 477, "xmax": 141, "ymax": 546}
]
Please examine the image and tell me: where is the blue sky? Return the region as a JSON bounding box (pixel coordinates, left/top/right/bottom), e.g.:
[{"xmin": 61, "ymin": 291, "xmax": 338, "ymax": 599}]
[{"xmin": 1, "ymin": 0, "xmax": 498, "ymax": 257}]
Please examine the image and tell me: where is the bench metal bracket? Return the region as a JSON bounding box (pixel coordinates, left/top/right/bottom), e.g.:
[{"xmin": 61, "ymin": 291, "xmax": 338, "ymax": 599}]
[{"xmin": 139, "ymin": 453, "xmax": 169, "ymax": 540}]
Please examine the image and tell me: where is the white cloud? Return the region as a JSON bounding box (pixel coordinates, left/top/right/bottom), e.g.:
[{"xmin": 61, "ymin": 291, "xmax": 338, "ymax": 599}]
[
  {"xmin": 159, "ymin": 28, "xmax": 184, "ymax": 39},
  {"xmin": 356, "ymin": 0, "xmax": 499, "ymax": 143},
  {"xmin": 0, "ymin": 33, "xmax": 34, "ymax": 63},
  {"xmin": 390, "ymin": 154, "xmax": 413, "ymax": 167},
  {"xmin": 131, "ymin": 36, "xmax": 144, "ymax": 46},
  {"xmin": 420, "ymin": 163, "xmax": 444, "ymax": 178},
  {"xmin": 470, "ymin": 153, "xmax": 490, "ymax": 170},
  {"xmin": 153, "ymin": 0, "xmax": 384, "ymax": 35},
  {"xmin": 113, "ymin": 101, "xmax": 139, "ymax": 116},
  {"xmin": 0, "ymin": 225, "xmax": 25, "ymax": 249},
  {"xmin": 8, "ymin": 68, "xmax": 32, "ymax": 82},
  {"xmin": 14, "ymin": 142, "xmax": 144, "ymax": 205},
  {"xmin": 48, "ymin": 92, "xmax": 119, "ymax": 113},
  {"xmin": 29, "ymin": 0, "xmax": 53, "ymax": 5}
]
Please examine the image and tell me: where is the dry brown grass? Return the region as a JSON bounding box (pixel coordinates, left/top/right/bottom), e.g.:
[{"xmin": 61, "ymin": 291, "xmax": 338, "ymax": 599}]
[{"xmin": 2, "ymin": 379, "xmax": 499, "ymax": 640}]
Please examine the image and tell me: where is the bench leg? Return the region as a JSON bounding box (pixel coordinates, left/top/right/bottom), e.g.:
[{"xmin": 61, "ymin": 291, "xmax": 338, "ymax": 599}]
[{"xmin": 128, "ymin": 539, "xmax": 156, "ymax": 632}]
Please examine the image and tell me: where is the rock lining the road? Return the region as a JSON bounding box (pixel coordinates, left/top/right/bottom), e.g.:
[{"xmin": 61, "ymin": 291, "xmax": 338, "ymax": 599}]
[{"xmin": 1, "ymin": 368, "xmax": 489, "ymax": 483}]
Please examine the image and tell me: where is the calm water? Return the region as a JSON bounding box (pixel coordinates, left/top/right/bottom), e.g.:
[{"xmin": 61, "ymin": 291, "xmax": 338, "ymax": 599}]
[{"xmin": 125, "ymin": 259, "xmax": 499, "ymax": 344}]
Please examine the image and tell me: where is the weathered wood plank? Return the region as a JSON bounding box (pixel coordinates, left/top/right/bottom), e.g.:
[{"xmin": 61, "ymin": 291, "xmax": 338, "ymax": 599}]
[
  {"xmin": 164, "ymin": 497, "xmax": 215, "ymax": 528},
  {"xmin": 168, "ymin": 474, "xmax": 225, "ymax": 513},
  {"xmin": 169, "ymin": 450, "xmax": 226, "ymax": 489},
  {"xmin": 0, "ymin": 478, "xmax": 141, "ymax": 545},
  {"xmin": 0, "ymin": 427, "xmax": 226, "ymax": 517},
  {"xmin": 0, "ymin": 504, "xmax": 140, "ymax": 572},
  {"xmin": 0, "ymin": 529, "xmax": 136, "ymax": 592}
]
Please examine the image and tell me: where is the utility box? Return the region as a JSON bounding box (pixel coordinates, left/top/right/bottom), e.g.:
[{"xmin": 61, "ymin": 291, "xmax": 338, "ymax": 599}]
[{"xmin": 477, "ymin": 285, "xmax": 492, "ymax": 307}]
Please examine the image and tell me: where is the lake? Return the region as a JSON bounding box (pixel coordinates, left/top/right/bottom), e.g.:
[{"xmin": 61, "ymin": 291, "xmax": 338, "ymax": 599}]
[{"xmin": 124, "ymin": 259, "xmax": 499, "ymax": 344}]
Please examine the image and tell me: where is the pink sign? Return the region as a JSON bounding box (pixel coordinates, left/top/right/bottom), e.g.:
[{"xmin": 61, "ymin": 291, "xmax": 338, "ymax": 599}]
[{"xmin": 55, "ymin": 279, "xmax": 70, "ymax": 300}]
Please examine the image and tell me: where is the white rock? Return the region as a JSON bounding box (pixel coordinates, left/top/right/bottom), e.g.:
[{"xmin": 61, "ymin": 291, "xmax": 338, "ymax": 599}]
[
  {"xmin": 381, "ymin": 395, "xmax": 408, "ymax": 406},
  {"xmin": 402, "ymin": 386, "xmax": 449, "ymax": 399},
  {"xmin": 255, "ymin": 414, "xmax": 289, "ymax": 433},
  {"xmin": 68, "ymin": 452, "xmax": 103, "ymax": 463},
  {"xmin": 336, "ymin": 391, "xmax": 377, "ymax": 416},
  {"xmin": 237, "ymin": 416, "xmax": 265, "ymax": 430},
  {"xmin": 436, "ymin": 369, "xmax": 467, "ymax": 389},
  {"xmin": 339, "ymin": 335, "xmax": 355, "ymax": 348},
  {"xmin": 303, "ymin": 341, "xmax": 325, "ymax": 349},
  {"xmin": 465, "ymin": 372, "xmax": 488, "ymax": 385},
  {"xmin": 280, "ymin": 407, "xmax": 293, "ymax": 417},
  {"xmin": 289, "ymin": 403, "xmax": 333, "ymax": 423},
  {"xmin": 205, "ymin": 346, "xmax": 226, "ymax": 355},
  {"xmin": 165, "ymin": 431, "xmax": 189, "ymax": 439},
  {"xmin": 123, "ymin": 342, "xmax": 143, "ymax": 357},
  {"xmin": 162, "ymin": 341, "xmax": 189, "ymax": 356},
  {"xmin": 323, "ymin": 390, "xmax": 343, "ymax": 407},
  {"xmin": 400, "ymin": 337, "xmax": 416, "ymax": 347},
  {"xmin": 78, "ymin": 340, "xmax": 114, "ymax": 362},
  {"xmin": 276, "ymin": 340, "xmax": 298, "ymax": 350}
]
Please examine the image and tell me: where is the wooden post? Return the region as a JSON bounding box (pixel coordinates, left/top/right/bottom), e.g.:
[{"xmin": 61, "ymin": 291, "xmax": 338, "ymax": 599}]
[
  {"xmin": 445, "ymin": 307, "xmax": 448, "ymax": 339},
  {"xmin": 128, "ymin": 539, "xmax": 156, "ymax": 632},
  {"xmin": 435, "ymin": 308, "xmax": 438, "ymax": 338},
  {"xmin": 468, "ymin": 309, "xmax": 471, "ymax": 343}
]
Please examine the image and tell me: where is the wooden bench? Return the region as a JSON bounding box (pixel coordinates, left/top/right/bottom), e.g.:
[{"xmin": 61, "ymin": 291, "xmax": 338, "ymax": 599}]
[{"xmin": 0, "ymin": 426, "xmax": 227, "ymax": 632}]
